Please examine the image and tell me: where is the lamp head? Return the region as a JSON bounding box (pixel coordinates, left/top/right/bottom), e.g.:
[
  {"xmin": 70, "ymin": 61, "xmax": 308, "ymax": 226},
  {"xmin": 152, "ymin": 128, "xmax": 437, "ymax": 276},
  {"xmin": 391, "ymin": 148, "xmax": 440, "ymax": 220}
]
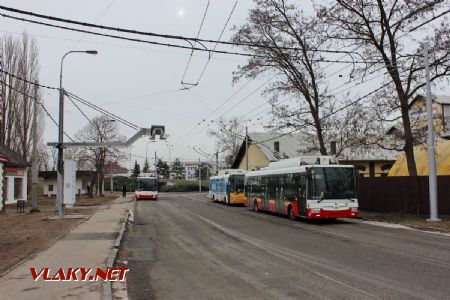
[{"xmin": 86, "ymin": 50, "xmax": 98, "ymax": 55}]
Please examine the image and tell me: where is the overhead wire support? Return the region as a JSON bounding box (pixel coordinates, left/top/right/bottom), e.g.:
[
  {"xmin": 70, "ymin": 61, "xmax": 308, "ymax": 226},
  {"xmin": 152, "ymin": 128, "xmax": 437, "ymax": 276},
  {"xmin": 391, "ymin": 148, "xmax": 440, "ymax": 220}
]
[
  {"xmin": 65, "ymin": 90, "xmax": 141, "ymax": 130},
  {"xmin": 65, "ymin": 92, "xmax": 101, "ymax": 134}
]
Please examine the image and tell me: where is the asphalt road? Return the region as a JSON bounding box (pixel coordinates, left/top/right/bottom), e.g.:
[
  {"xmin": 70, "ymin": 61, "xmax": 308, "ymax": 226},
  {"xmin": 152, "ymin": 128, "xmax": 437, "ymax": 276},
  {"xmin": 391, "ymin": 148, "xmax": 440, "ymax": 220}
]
[{"xmin": 120, "ymin": 192, "xmax": 450, "ymax": 300}]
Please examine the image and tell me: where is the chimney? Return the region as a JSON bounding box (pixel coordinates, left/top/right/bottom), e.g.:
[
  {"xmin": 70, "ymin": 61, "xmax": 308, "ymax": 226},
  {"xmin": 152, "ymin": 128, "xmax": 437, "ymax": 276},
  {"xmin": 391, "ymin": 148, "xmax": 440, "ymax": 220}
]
[
  {"xmin": 330, "ymin": 141, "xmax": 337, "ymax": 155},
  {"xmin": 274, "ymin": 141, "xmax": 280, "ymax": 153}
]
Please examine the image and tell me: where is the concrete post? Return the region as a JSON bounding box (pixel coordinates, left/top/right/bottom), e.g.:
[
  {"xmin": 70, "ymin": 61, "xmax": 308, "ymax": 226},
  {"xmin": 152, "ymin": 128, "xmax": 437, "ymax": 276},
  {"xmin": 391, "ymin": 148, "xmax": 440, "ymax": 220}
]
[{"xmin": 424, "ymin": 43, "xmax": 440, "ymax": 221}]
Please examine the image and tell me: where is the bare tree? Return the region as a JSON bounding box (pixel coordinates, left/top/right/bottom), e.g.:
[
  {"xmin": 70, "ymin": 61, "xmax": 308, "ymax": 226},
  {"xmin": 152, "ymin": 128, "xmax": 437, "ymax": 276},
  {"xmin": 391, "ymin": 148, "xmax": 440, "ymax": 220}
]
[
  {"xmin": 323, "ymin": 0, "xmax": 450, "ymax": 175},
  {"xmin": 72, "ymin": 116, "xmax": 127, "ymax": 197},
  {"xmin": 231, "ymin": 0, "xmax": 346, "ymax": 155},
  {"xmin": 208, "ymin": 117, "xmax": 245, "ymax": 166},
  {"xmin": 0, "ymin": 33, "xmax": 41, "ymax": 160}
]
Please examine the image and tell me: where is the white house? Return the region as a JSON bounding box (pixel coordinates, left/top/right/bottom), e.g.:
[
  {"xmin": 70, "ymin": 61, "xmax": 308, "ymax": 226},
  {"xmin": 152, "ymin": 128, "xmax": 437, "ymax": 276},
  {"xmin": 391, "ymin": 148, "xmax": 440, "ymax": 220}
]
[
  {"xmin": 0, "ymin": 144, "xmax": 29, "ymax": 211},
  {"xmin": 39, "ymin": 170, "xmax": 95, "ymax": 197}
]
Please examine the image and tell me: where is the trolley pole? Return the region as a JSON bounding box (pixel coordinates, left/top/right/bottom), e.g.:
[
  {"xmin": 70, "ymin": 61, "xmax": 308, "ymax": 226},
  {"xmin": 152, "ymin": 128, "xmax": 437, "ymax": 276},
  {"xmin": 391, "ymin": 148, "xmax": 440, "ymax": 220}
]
[{"xmin": 424, "ymin": 43, "xmax": 440, "ymax": 221}]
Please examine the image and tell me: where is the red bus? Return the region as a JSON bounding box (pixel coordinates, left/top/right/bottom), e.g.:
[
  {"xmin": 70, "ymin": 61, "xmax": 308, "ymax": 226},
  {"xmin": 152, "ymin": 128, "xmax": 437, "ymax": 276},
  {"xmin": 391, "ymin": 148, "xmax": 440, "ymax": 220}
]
[
  {"xmin": 134, "ymin": 177, "xmax": 158, "ymax": 200},
  {"xmin": 245, "ymin": 156, "xmax": 359, "ymax": 220}
]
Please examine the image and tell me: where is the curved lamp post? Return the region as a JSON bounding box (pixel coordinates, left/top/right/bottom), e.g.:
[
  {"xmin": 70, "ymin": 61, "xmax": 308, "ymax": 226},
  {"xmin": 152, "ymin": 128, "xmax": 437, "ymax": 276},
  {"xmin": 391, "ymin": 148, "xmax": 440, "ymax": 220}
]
[{"xmin": 56, "ymin": 50, "xmax": 98, "ymax": 219}]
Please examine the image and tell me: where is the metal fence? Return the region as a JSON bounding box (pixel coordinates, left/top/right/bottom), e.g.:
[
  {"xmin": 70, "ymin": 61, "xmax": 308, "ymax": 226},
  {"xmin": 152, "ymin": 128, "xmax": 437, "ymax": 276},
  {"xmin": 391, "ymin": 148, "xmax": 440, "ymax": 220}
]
[{"xmin": 356, "ymin": 176, "xmax": 450, "ymax": 214}]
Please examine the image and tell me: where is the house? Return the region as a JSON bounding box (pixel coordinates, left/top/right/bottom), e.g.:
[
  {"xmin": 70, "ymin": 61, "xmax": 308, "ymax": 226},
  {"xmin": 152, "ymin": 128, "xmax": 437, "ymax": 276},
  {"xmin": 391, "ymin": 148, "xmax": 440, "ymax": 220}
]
[
  {"xmin": 409, "ymin": 94, "xmax": 450, "ymax": 139},
  {"xmin": 103, "ymin": 161, "xmax": 129, "ymax": 177},
  {"xmin": 388, "ymin": 94, "xmax": 450, "ymax": 142},
  {"xmin": 0, "ymin": 144, "xmax": 29, "ymax": 211},
  {"xmin": 337, "ymin": 146, "xmax": 398, "ymax": 177},
  {"xmin": 39, "ymin": 170, "xmax": 95, "ymax": 196},
  {"xmin": 231, "ymin": 132, "xmax": 399, "ymax": 177}
]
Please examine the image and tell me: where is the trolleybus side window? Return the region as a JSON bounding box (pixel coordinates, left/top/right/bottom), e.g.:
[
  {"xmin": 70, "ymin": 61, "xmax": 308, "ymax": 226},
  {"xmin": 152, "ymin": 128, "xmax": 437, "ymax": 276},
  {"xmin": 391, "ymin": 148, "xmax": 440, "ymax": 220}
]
[{"xmin": 283, "ymin": 174, "xmax": 296, "ymax": 200}]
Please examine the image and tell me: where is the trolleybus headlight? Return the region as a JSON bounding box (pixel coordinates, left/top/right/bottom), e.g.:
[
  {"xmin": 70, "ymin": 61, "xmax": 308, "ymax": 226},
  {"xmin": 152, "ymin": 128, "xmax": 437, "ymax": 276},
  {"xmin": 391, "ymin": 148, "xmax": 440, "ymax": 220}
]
[
  {"xmin": 351, "ymin": 207, "xmax": 358, "ymax": 212},
  {"xmin": 312, "ymin": 208, "xmax": 321, "ymax": 212}
]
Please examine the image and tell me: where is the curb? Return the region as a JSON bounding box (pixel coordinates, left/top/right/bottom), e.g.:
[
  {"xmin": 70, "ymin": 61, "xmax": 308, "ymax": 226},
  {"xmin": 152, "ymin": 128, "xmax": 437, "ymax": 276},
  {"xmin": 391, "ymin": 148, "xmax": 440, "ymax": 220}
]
[
  {"xmin": 345, "ymin": 218, "xmax": 450, "ymax": 237},
  {"xmin": 103, "ymin": 209, "xmax": 131, "ymax": 300}
]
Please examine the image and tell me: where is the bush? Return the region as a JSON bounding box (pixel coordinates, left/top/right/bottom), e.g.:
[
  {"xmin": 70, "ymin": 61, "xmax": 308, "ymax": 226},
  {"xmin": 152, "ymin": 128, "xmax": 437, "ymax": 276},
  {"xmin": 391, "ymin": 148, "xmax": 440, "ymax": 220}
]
[{"xmin": 161, "ymin": 180, "xmax": 209, "ymax": 192}]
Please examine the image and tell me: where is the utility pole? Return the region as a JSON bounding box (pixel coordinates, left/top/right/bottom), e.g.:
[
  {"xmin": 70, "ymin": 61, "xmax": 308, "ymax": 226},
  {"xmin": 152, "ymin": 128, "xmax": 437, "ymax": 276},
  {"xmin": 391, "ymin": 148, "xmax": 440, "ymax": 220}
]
[
  {"xmin": 110, "ymin": 163, "xmax": 113, "ymax": 193},
  {"xmin": 30, "ymin": 81, "xmax": 39, "ymax": 213},
  {"xmin": 215, "ymin": 150, "xmax": 219, "ymax": 175},
  {"xmin": 245, "ymin": 126, "xmax": 249, "ymax": 171},
  {"xmin": 424, "ymin": 43, "xmax": 440, "ymax": 221},
  {"xmin": 56, "ymin": 79, "xmax": 65, "ymax": 219},
  {"xmin": 198, "ymin": 158, "xmax": 201, "ymax": 192},
  {"xmin": 154, "ymin": 151, "xmax": 158, "ymax": 179}
]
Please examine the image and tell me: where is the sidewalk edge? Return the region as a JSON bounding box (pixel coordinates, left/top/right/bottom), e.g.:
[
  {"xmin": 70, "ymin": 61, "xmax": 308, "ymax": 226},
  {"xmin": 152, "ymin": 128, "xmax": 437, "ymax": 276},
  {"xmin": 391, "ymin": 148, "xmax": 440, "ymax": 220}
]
[{"xmin": 103, "ymin": 209, "xmax": 131, "ymax": 300}]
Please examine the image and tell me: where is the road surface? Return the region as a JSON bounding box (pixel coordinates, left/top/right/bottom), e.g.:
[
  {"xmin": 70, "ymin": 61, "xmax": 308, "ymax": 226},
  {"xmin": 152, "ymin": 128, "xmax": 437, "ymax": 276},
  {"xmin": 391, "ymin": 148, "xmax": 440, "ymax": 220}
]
[{"xmin": 120, "ymin": 192, "xmax": 450, "ymax": 300}]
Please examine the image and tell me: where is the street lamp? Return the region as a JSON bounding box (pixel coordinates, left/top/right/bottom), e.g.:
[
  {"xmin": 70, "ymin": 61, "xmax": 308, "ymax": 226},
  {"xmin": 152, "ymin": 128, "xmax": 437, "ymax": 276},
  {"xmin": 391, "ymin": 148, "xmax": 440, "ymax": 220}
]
[{"xmin": 56, "ymin": 50, "xmax": 98, "ymax": 219}]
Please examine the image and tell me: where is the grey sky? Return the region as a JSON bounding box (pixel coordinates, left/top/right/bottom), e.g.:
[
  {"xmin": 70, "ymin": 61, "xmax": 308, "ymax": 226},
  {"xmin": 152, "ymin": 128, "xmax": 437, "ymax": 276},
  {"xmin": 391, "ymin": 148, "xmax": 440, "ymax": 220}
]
[{"xmin": 1, "ymin": 0, "xmax": 448, "ymax": 167}]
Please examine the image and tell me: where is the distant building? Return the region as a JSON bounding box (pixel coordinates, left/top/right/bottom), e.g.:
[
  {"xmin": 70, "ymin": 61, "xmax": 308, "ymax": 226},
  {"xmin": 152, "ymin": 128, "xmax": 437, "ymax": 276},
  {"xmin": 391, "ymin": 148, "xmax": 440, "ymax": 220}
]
[
  {"xmin": 183, "ymin": 161, "xmax": 200, "ymax": 180},
  {"xmin": 0, "ymin": 144, "xmax": 29, "ymax": 210},
  {"xmin": 387, "ymin": 94, "xmax": 450, "ymax": 142},
  {"xmin": 231, "ymin": 132, "xmax": 399, "ymax": 177},
  {"xmin": 103, "ymin": 161, "xmax": 129, "ymax": 177},
  {"xmin": 39, "ymin": 170, "xmax": 95, "ymax": 196},
  {"xmin": 409, "ymin": 94, "xmax": 450, "ymax": 139}
]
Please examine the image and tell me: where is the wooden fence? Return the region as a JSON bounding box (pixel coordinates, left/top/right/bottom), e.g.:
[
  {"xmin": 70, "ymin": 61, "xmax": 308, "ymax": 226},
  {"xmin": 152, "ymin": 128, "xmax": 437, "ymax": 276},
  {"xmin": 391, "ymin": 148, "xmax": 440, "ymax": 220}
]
[{"xmin": 356, "ymin": 176, "xmax": 450, "ymax": 214}]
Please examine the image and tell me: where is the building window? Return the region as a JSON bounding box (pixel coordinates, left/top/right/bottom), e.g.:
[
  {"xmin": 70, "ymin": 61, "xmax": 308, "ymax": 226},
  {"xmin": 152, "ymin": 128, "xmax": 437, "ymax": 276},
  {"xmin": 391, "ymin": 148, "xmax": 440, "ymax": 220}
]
[
  {"xmin": 48, "ymin": 184, "xmax": 54, "ymax": 192},
  {"xmin": 14, "ymin": 177, "xmax": 23, "ymax": 199}
]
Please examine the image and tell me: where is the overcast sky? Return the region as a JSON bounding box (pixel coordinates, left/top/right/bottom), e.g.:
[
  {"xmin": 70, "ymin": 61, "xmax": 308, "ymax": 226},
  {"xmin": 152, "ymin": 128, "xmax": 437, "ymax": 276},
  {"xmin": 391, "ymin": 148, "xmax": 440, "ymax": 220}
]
[{"xmin": 1, "ymin": 0, "xmax": 448, "ymax": 168}]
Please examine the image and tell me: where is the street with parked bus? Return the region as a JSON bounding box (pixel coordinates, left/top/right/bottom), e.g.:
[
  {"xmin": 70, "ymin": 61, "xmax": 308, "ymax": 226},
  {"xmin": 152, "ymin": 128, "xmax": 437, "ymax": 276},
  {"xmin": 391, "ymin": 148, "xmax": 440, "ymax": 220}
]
[{"xmin": 120, "ymin": 192, "xmax": 450, "ymax": 300}]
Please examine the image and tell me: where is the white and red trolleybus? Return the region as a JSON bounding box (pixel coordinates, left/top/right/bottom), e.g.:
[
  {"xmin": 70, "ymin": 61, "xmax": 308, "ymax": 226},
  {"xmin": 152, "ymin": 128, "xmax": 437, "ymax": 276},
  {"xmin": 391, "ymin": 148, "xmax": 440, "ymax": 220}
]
[
  {"xmin": 134, "ymin": 176, "xmax": 158, "ymax": 200},
  {"xmin": 245, "ymin": 156, "xmax": 359, "ymax": 220}
]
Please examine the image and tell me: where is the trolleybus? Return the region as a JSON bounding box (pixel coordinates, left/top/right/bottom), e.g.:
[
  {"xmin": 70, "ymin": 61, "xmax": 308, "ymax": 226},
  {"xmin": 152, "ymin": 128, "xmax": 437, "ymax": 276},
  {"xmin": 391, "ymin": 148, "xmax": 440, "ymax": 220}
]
[
  {"xmin": 209, "ymin": 170, "xmax": 246, "ymax": 205},
  {"xmin": 245, "ymin": 156, "xmax": 358, "ymax": 219},
  {"xmin": 134, "ymin": 176, "xmax": 158, "ymax": 200}
]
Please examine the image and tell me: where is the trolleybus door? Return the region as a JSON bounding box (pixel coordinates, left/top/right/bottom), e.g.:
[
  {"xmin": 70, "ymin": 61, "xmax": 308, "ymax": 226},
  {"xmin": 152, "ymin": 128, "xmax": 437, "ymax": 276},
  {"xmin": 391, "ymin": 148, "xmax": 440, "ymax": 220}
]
[
  {"xmin": 262, "ymin": 186, "xmax": 269, "ymax": 210},
  {"xmin": 276, "ymin": 186, "xmax": 285, "ymax": 214}
]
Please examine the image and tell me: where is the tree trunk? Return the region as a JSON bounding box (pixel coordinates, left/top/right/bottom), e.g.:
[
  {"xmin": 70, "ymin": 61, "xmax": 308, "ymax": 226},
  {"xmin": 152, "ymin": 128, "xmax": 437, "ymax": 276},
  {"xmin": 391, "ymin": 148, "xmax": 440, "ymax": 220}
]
[{"xmin": 397, "ymin": 86, "xmax": 418, "ymax": 176}]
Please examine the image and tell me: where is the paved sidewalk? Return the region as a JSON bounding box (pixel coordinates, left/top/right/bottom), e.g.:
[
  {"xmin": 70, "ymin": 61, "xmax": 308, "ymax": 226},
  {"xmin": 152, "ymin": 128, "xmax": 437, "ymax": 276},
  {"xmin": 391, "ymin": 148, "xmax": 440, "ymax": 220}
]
[{"xmin": 0, "ymin": 196, "xmax": 133, "ymax": 300}]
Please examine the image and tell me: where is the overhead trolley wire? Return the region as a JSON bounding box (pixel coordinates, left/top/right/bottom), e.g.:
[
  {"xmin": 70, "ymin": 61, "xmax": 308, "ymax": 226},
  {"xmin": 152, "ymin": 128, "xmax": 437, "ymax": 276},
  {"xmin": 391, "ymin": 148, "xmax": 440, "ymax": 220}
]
[
  {"xmin": 180, "ymin": 0, "xmax": 211, "ymax": 88},
  {"xmin": 0, "ymin": 79, "xmax": 76, "ymax": 142},
  {"xmin": 0, "ymin": 68, "xmax": 59, "ymax": 90},
  {"xmin": 195, "ymin": 1, "xmax": 238, "ymax": 84},
  {"xmin": 0, "ymin": 4, "xmax": 370, "ymax": 57}
]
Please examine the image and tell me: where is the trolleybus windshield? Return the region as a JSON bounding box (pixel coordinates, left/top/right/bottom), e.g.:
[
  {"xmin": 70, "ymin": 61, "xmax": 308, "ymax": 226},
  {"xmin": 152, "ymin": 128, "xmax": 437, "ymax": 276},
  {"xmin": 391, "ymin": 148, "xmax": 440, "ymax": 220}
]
[
  {"xmin": 230, "ymin": 175, "xmax": 245, "ymax": 193},
  {"xmin": 137, "ymin": 178, "xmax": 158, "ymax": 192},
  {"xmin": 308, "ymin": 167, "xmax": 356, "ymax": 199}
]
